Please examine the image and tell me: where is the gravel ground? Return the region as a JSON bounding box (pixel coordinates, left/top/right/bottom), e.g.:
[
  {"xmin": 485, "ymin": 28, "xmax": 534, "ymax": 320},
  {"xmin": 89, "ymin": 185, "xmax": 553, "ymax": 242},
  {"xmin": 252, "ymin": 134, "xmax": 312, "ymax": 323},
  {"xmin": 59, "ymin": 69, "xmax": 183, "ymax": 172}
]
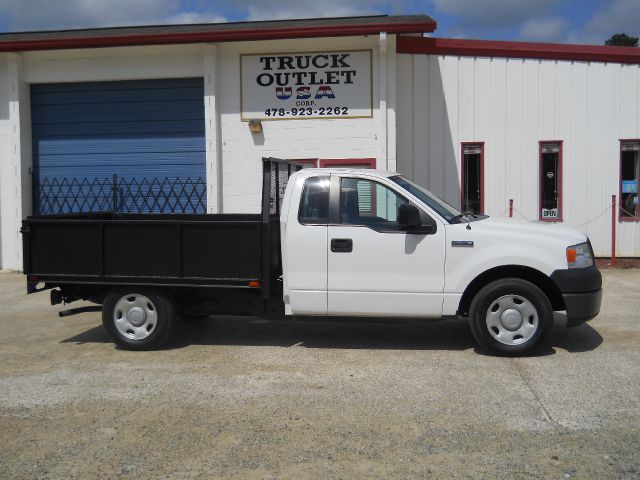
[{"xmin": 0, "ymin": 270, "xmax": 638, "ymax": 479}]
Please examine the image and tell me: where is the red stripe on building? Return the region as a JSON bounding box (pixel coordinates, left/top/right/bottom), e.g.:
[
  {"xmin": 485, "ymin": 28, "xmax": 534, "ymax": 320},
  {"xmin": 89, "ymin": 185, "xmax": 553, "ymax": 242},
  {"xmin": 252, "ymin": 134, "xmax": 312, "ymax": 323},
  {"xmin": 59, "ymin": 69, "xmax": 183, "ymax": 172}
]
[{"xmin": 397, "ymin": 36, "xmax": 640, "ymax": 65}]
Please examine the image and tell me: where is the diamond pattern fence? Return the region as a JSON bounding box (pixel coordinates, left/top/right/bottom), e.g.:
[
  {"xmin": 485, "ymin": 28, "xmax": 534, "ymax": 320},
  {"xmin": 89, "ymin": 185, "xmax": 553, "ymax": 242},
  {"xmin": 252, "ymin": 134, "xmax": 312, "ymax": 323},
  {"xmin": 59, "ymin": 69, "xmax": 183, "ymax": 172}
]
[{"xmin": 34, "ymin": 175, "xmax": 206, "ymax": 215}]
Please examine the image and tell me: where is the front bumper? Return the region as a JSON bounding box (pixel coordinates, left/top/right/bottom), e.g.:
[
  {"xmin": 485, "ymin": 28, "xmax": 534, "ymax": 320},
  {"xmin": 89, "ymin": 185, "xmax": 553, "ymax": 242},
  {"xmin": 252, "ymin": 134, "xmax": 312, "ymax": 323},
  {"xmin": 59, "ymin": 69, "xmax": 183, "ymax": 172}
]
[
  {"xmin": 550, "ymin": 266, "xmax": 602, "ymax": 326},
  {"xmin": 561, "ymin": 288, "xmax": 602, "ymax": 326}
]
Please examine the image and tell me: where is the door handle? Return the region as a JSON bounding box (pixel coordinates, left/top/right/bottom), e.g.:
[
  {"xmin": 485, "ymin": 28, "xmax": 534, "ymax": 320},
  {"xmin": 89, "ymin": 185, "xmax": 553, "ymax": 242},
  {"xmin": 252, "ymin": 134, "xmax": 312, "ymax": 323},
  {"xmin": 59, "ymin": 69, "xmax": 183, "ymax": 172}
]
[{"xmin": 331, "ymin": 238, "xmax": 353, "ymax": 253}]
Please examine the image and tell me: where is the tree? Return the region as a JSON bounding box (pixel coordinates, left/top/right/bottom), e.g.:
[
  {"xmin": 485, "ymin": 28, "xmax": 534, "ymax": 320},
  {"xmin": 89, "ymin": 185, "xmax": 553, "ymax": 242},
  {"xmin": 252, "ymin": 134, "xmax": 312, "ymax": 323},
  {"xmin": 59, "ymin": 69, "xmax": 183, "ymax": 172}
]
[{"xmin": 605, "ymin": 33, "xmax": 639, "ymax": 47}]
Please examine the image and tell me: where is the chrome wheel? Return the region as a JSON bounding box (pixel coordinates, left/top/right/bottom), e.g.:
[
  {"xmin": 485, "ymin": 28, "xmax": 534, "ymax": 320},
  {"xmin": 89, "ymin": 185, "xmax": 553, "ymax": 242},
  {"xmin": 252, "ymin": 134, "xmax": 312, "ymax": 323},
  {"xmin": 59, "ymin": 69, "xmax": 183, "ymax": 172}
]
[
  {"xmin": 113, "ymin": 293, "xmax": 158, "ymax": 341},
  {"xmin": 485, "ymin": 294, "xmax": 539, "ymax": 346}
]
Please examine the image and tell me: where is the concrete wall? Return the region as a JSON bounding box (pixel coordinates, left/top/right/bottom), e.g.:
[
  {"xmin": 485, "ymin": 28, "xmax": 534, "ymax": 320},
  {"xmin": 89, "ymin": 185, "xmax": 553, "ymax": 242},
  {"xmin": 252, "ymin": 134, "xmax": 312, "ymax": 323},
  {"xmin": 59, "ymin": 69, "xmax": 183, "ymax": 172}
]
[{"xmin": 397, "ymin": 54, "xmax": 640, "ymax": 257}]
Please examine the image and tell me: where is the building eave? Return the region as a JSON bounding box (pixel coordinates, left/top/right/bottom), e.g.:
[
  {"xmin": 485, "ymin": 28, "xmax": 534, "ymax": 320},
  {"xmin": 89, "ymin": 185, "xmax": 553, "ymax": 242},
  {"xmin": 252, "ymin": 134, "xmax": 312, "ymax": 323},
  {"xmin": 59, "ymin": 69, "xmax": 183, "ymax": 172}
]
[
  {"xmin": 397, "ymin": 36, "xmax": 640, "ymax": 65},
  {"xmin": 0, "ymin": 15, "xmax": 437, "ymax": 53}
]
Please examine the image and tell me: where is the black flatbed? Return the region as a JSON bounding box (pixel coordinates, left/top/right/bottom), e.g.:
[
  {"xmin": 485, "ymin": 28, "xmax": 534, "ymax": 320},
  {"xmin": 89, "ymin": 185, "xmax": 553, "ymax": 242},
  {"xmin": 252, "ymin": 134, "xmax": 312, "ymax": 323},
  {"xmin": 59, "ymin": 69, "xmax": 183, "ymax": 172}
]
[
  {"xmin": 21, "ymin": 159, "xmax": 301, "ymax": 304},
  {"xmin": 22, "ymin": 212, "xmax": 262, "ymax": 289}
]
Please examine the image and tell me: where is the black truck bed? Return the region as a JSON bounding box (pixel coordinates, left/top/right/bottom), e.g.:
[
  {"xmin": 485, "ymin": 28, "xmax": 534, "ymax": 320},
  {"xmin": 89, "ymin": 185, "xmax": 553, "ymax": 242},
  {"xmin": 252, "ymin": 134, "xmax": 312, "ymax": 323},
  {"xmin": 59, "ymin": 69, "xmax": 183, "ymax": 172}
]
[
  {"xmin": 22, "ymin": 213, "xmax": 263, "ymax": 290},
  {"xmin": 21, "ymin": 158, "xmax": 301, "ymax": 303}
]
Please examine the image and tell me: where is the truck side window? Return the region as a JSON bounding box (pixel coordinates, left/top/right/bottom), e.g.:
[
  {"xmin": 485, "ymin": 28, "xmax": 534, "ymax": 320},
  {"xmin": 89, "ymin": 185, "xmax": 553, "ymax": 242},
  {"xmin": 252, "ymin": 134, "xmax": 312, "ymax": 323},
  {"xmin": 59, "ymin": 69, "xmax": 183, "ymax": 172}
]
[
  {"xmin": 298, "ymin": 176, "xmax": 330, "ymax": 224},
  {"xmin": 340, "ymin": 178, "xmax": 408, "ymax": 229}
]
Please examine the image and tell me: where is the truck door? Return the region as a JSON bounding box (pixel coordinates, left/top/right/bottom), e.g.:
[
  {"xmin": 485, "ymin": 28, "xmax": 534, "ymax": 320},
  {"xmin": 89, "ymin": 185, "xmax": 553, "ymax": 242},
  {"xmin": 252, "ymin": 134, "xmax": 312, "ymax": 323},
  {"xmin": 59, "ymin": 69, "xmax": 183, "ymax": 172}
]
[
  {"xmin": 326, "ymin": 175, "xmax": 446, "ymax": 317},
  {"xmin": 283, "ymin": 175, "xmax": 329, "ymax": 315}
]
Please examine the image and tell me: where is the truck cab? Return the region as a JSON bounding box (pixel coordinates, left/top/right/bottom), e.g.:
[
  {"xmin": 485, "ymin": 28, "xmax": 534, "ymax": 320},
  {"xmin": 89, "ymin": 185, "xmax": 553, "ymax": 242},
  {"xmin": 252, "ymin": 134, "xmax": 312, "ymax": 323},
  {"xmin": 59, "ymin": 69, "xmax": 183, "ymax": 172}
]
[{"xmin": 281, "ymin": 167, "xmax": 602, "ymax": 354}]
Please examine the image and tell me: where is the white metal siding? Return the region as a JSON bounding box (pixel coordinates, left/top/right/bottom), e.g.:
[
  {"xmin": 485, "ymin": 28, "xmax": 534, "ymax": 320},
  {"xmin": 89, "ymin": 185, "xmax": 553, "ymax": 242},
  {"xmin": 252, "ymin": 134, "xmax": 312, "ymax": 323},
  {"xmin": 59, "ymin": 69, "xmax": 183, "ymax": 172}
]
[
  {"xmin": 397, "ymin": 54, "xmax": 640, "ymax": 257},
  {"xmin": 0, "ymin": 56, "xmax": 8, "ymax": 269}
]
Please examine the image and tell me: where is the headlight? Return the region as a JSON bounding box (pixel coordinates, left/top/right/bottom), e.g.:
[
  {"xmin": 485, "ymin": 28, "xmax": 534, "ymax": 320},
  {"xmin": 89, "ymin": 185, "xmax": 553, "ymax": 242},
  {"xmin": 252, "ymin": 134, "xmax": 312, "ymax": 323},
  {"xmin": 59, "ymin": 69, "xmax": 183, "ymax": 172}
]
[{"xmin": 566, "ymin": 242, "xmax": 594, "ymax": 268}]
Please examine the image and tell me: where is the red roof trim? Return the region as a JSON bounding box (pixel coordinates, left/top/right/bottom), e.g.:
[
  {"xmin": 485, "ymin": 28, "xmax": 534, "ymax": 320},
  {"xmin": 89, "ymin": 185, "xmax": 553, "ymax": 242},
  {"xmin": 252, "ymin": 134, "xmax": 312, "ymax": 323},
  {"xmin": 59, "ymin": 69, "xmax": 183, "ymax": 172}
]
[
  {"xmin": 0, "ymin": 20, "xmax": 436, "ymax": 52},
  {"xmin": 397, "ymin": 36, "xmax": 640, "ymax": 65}
]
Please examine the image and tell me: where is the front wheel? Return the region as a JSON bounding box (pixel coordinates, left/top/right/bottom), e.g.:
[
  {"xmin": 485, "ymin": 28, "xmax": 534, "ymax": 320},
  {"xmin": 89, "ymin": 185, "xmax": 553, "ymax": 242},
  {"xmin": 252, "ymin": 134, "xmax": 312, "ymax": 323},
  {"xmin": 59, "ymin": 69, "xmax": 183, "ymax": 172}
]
[
  {"xmin": 102, "ymin": 289, "xmax": 176, "ymax": 350},
  {"xmin": 469, "ymin": 278, "xmax": 553, "ymax": 355}
]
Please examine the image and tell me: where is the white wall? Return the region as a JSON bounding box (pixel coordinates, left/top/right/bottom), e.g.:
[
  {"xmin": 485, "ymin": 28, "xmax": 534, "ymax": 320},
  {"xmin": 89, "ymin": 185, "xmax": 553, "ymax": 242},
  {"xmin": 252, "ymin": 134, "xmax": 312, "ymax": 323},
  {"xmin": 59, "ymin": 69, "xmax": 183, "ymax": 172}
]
[
  {"xmin": 397, "ymin": 54, "xmax": 640, "ymax": 257},
  {"xmin": 22, "ymin": 44, "xmax": 205, "ymax": 83},
  {"xmin": 0, "ymin": 54, "xmax": 30, "ymax": 270},
  {"xmin": 0, "ymin": 55, "xmax": 8, "ymax": 269}
]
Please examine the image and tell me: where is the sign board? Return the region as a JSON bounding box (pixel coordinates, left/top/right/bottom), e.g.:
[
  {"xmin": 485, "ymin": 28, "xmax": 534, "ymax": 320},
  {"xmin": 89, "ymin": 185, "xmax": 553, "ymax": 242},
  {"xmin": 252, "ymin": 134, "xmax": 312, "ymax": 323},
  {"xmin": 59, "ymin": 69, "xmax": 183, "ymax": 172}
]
[
  {"xmin": 541, "ymin": 208, "xmax": 559, "ymax": 219},
  {"xmin": 622, "ymin": 180, "xmax": 638, "ymax": 194},
  {"xmin": 240, "ymin": 50, "xmax": 372, "ymax": 121},
  {"xmin": 463, "ymin": 144, "xmax": 482, "ymax": 155},
  {"xmin": 541, "ymin": 143, "xmax": 560, "ymax": 154}
]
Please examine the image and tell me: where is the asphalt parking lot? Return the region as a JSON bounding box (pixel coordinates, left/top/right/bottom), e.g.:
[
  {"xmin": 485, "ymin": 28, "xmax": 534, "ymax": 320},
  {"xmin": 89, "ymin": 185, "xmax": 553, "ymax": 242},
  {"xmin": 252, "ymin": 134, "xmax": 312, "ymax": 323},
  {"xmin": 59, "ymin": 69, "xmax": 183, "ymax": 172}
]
[{"xmin": 0, "ymin": 270, "xmax": 638, "ymax": 479}]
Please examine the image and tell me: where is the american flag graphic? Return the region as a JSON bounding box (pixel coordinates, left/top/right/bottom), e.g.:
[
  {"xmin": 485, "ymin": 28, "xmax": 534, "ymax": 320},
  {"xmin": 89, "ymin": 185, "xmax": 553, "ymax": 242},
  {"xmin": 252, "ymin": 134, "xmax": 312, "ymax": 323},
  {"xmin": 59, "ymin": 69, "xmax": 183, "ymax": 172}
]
[{"xmin": 275, "ymin": 87, "xmax": 292, "ymax": 100}]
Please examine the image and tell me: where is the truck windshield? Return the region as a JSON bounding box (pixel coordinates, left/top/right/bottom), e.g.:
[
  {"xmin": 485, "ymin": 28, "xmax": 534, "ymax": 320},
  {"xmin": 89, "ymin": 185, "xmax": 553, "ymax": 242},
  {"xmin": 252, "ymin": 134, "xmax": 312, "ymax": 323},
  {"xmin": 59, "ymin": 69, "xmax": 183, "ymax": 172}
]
[{"xmin": 389, "ymin": 176, "xmax": 462, "ymax": 223}]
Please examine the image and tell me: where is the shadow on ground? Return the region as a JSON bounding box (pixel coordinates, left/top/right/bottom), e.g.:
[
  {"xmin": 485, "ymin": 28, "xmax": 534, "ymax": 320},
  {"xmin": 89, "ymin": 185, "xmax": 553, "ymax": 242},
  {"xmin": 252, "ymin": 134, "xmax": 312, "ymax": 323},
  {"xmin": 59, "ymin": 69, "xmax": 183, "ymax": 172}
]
[{"xmin": 62, "ymin": 312, "xmax": 603, "ymax": 355}]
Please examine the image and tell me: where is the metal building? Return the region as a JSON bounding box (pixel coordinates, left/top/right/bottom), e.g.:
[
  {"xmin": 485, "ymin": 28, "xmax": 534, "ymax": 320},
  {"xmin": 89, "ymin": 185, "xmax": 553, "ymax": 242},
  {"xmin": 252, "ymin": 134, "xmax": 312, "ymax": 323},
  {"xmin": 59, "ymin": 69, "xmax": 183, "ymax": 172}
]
[{"xmin": 0, "ymin": 14, "xmax": 639, "ymax": 270}]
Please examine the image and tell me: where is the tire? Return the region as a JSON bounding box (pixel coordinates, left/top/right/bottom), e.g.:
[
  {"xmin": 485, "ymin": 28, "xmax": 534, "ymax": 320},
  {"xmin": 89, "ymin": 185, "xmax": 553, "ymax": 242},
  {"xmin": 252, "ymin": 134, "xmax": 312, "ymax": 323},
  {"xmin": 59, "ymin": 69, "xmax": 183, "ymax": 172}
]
[
  {"xmin": 469, "ymin": 278, "xmax": 553, "ymax": 356},
  {"xmin": 102, "ymin": 289, "xmax": 176, "ymax": 351}
]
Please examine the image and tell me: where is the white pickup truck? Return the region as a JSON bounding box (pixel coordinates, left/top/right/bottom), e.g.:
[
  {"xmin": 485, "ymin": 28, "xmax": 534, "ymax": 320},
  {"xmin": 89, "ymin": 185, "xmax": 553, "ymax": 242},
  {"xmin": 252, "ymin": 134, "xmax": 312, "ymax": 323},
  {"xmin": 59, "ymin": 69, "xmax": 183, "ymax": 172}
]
[{"xmin": 23, "ymin": 158, "xmax": 602, "ymax": 355}]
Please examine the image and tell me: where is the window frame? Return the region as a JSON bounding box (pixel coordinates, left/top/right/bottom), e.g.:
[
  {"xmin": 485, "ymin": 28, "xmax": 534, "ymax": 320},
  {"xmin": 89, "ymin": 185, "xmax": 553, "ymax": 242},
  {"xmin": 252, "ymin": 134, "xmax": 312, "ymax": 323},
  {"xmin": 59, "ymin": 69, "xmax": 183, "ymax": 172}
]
[
  {"xmin": 291, "ymin": 158, "xmax": 319, "ymax": 168},
  {"xmin": 538, "ymin": 140, "xmax": 563, "ymax": 222},
  {"xmin": 335, "ymin": 176, "xmax": 413, "ymax": 233},
  {"xmin": 319, "ymin": 158, "xmax": 376, "ymax": 168},
  {"xmin": 619, "ymin": 139, "xmax": 640, "ymax": 222},
  {"xmin": 460, "ymin": 142, "xmax": 485, "ymax": 215},
  {"xmin": 289, "ymin": 158, "xmax": 377, "ymax": 169},
  {"xmin": 297, "ymin": 175, "xmax": 330, "ymax": 226}
]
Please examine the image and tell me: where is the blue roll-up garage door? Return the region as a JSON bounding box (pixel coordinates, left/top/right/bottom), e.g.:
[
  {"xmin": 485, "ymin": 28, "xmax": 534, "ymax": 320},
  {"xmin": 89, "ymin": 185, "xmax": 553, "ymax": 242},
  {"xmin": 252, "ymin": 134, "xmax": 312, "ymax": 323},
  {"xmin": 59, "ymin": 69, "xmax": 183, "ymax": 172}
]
[{"xmin": 31, "ymin": 78, "xmax": 205, "ymax": 214}]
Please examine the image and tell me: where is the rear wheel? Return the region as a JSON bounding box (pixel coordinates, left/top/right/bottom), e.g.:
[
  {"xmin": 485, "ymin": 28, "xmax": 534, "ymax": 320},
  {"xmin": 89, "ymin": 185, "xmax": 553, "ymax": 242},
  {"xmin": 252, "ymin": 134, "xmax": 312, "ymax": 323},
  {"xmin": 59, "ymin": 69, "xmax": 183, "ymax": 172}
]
[
  {"xmin": 102, "ymin": 289, "xmax": 176, "ymax": 350},
  {"xmin": 469, "ymin": 278, "xmax": 553, "ymax": 355}
]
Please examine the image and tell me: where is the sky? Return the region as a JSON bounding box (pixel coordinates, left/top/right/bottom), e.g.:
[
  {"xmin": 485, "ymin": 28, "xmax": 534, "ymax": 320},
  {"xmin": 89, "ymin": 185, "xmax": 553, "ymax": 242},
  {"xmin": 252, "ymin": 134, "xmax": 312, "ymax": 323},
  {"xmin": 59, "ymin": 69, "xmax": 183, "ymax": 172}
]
[{"xmin": 0, "ymin": 0, "xmax": 638, "ymax": 45}]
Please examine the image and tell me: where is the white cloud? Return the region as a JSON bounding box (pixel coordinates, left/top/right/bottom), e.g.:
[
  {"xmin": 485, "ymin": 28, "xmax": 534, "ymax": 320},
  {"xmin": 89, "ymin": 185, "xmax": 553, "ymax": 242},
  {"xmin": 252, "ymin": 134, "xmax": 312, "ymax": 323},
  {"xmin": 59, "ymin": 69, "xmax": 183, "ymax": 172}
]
[
  {"xmin": 0, "ymin": 0, "xmax": 227, "ymax": 31},
  {"xmin": 0, "ymin": 0, "xmax": 411, "ymax": 32},
  {"xmin": 243, "ymin": 0, "xmax": 389, "ymax": 21},
  {"xmin": 567, "ymin": 0, "xmax": 640, "ymax": 44},
  {"xmin": 164, "ymin": 12, "xmax": 226, "ymax": 25},
  {"xmin": 431, "ymin": 0, "xmax": 558, "ymax": 29},
  {"xmin": 519, "ymin": 16, "xmax": 569, "ymax": 42}
]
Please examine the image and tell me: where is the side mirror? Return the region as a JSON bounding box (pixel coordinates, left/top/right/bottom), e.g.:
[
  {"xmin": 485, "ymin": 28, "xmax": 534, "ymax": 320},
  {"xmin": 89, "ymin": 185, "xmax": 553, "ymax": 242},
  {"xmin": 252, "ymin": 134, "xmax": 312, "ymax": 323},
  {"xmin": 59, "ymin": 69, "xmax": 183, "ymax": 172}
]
[
  {"xmin": 398, "ymin": 204, "xmax": 421, "ymax": 229},
  {"xmin": 398, "ymin": 204, "xmax": 437, "ymax": 235}
]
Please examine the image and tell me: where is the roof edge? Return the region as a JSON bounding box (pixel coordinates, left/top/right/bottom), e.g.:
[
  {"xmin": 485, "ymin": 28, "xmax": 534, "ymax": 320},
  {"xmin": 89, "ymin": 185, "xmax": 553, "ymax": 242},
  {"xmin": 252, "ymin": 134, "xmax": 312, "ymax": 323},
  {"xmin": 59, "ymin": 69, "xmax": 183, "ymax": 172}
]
[
  {"xmin": 397, "ymin": 36, "xmax": 640, "ymax": 65},
  {"xmin": 0, "ymin": 17, "xmax": 437, "ymax": 53}
]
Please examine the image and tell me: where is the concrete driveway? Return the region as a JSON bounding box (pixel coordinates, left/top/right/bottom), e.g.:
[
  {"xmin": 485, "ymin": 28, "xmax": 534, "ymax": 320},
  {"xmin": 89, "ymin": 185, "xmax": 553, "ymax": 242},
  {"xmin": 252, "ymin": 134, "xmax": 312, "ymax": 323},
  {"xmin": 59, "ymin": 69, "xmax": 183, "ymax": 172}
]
[{"xmin": 0, "ymin": 270, "xmax": 638, "ymax": 479}]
